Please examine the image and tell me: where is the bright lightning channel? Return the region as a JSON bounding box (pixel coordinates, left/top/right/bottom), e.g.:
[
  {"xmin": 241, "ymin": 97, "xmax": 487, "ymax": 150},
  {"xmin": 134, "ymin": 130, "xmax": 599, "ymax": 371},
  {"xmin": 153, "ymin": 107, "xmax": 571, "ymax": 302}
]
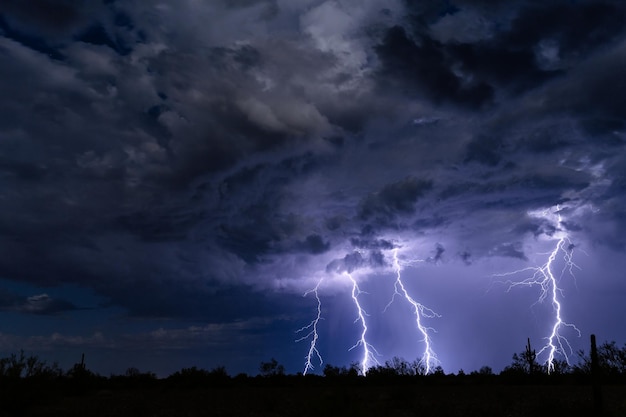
[
  {"xmin": 497, "ymin": 206, "xmax": 581, "ymax": 373},
  {"xmin": 295, "ymin": 279, "xmax": 323, "ymax": 375},
  {"xmin": 385, "ymin": 248, "xmax": 440, "ymax": 374},
  {"xmin": 346, "ymin": 272, "xmax": 381, "ymax": 375}
]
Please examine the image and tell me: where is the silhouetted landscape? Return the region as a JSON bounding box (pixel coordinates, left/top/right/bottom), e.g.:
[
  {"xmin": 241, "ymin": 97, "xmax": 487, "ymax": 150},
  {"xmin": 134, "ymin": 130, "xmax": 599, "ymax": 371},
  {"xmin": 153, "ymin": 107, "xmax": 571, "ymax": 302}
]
[
  {"xmin": 0, "ymin": 338, "xmax": 624, "ymax": 416},
  {"xmin": 2, "ymin": 3, "xmax": 626, "ymax": 417}
]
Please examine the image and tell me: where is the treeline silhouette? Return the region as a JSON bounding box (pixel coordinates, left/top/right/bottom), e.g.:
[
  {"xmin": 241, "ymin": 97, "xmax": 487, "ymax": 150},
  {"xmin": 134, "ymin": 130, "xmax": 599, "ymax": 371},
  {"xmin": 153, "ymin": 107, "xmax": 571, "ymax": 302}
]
[
  {"xmin": 0, "ymin": 339, "xmax": 624, "ymax": 416},
  {"xmin": 1, "ymin": 339, "xmax": 625, "ymax": 386}
]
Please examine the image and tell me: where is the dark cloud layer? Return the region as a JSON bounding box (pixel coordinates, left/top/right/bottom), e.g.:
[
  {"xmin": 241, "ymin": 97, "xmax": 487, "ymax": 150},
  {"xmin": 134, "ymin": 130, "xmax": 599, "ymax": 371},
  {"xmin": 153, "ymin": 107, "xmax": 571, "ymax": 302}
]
[
  {"xmin": 0, "ymin": 0, "xmax": 93, "ymax": 36},
  {"xmin": 359, "ymin": 177, "xmax": 433, "ymax": 222},
  {"xmin": 0, "ymin": 0, "xmax": 625, "ymax": 374},
  {"xmin": 375, "ymin": 25, "xmax": 495, "ymax": 108},
  {"xmin": 0, "ymin": 0, "xmax": 623, "ymax": 305},
  {"xmin": 0, "ymin": 289, "xmax": 78, "ymax": 315}
]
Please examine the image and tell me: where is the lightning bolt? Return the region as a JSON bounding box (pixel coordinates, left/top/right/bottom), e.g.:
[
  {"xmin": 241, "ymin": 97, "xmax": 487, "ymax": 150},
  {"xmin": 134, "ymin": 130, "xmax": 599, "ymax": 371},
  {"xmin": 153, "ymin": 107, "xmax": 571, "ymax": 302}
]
[
  {"xmin": 496, "ymin": 206, "xmax": 581, "ymax": 373},
  {"xmin": 385, "ymin": 248, "xmax": 440, "ymax": 374},
  {"xmin": 295, "ymin": 279, "xmax": 323, "ymax": 375},
  {"xmin": 346, "ymin": 272, "xmax": 380, "ymax": 375}
]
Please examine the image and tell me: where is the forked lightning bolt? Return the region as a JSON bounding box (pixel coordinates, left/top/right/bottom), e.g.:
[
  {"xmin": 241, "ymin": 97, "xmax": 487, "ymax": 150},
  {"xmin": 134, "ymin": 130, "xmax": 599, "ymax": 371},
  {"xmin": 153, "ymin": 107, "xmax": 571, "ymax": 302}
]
[
  {"xmin": 497, "ymin": 206, "xmax": 581, "ymax": 373},
  {"xmin": 295, "ymin": 279, "xmax": 323, "ymax": 375},
  {"xmin": 346, "ymin": 272, "xmax": 380, "ymax": 375},
  {"xmin": 385, "ymin": 248, "xmax": 440, "ymax": 374}
]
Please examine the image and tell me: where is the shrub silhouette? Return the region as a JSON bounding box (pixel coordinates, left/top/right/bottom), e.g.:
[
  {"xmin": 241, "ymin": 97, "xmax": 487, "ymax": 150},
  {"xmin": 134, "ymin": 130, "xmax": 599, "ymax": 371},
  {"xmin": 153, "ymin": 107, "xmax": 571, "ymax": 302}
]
[
  {"xmin": 477, "ymin": 366, "xmax": 494, "ymax": 376},
  {"xmin": 259, "ymin": 358, "xmax": 285, "ymax": 377},
  {"xmin": 501, "ymin": 338, "xmax": 545, "ymax": 377},
  {"xmin": 322, "ymin": 363, "xmax": 358, "ymax": 378},
  {"xmin": 109, "ymin": 367, "xmax": 158, "ymax": 389},
  {"xmin": 0, "ymin": 343, "xmax": 623, "ymax": 416},
  {"xmin": 167, "ymin": 366, "xmax": 230, "ymax": 388},
  {"xmin": 575, "ymin": 340, "xmax": 626, "ymax": 380},
  {"xmin": 0, "ymin": 350, "xmax": 61, "ymax": 381}
]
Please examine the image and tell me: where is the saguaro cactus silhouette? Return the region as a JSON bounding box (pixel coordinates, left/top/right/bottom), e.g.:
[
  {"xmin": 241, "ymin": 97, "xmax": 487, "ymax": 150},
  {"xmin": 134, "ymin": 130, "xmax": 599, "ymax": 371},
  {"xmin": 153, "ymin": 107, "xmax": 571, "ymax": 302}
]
[
  {"xmin": 524, "ymin": 338, "xmax": 537, "ymax": 375},
  {"xmin": 590, "ymin": 334, "xmax": 603, "ymax": 416}
]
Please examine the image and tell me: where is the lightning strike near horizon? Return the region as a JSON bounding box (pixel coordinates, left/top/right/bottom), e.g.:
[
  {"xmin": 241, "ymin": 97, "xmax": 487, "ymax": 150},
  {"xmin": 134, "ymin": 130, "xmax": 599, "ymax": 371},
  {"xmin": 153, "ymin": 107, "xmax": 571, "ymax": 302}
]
[
  {"xmin": 346, "ymin": 272, "xmax": 381, "ymax": 375},
  {"xmin": 496, "ymin": 205, "xmax": 581, "ymax": 373},
  {"xmin": 385, "ymin": 248, "xmax": 440, "ymax": 374},
  {"xmin": 295, "ymin": 279, "xmax": 323, "ymax": 375}
]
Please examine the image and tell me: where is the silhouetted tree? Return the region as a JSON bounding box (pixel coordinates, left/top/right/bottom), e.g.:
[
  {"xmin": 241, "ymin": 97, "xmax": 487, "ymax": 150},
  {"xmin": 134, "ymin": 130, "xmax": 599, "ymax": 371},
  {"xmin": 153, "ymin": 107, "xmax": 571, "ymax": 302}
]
[
  {"xmin": 0, "ymin": 351, "xmax": 60, "ymax": 380},
  {"xmin": 66, "ymin": 353, "xmax": 100, "ymax": 383},
  {"xmin": 125, "ymin": 367, "xmax": 141, "ymax": 377},
  {"xmin": 596, "ymin": 341, "xmax": 626, "ymax": 375},
  {"xmin": 502, "ymin": 338, "xmax": 543, "ymax": 375},
  {"xmin": 322, "ymin": 364, "xmax": 341, "ymax": 377},
  {"xmin": 4, "ymin": 351, "xmax": 26, "ymax": 379},
  {"xmin": 259, "ymin": 358, "xmax": 285, "ymax": 377},
  {"xmin": 411, "ymin": 359, "xmax": 428, "ymax": 376},
  {"xmin": 124, "ymin": 367, "xmax": 157, "ymax": 380},
  {"xmin": 431, "ymin": 366, "xmax": 445, "ymax": 376},
  {"xmin": 167, "ymin": 366, "xmax": 230, "ymax": 388},
  {"xmin": 365, "ymin": 364, "xmax": 397, "ymax": 379},
  {"xmin": 477, "ymin": 366, "xmax": 494, "ymax": 376},
  {"xmin": 548, "ymin": 359, "xmax": 570, "ymax": 375},
  {"xmin": 208, "ymin": 366, "xmax": 229, "ymax": 380},
  {"xmin": 386, "ymin": 356, "xmax": 414, "ymax": 376},
  {"xmin": 323, "ymin": 363, "xmax": 358, "ymax": 378},
  {"xmin": 575, "ymin": 340, "xmax": 626, "ymax": 377}
]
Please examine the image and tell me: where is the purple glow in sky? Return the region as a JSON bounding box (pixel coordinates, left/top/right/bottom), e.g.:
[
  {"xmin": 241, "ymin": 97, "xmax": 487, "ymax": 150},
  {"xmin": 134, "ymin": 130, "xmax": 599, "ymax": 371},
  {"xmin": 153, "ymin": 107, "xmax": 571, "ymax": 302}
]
[{"xmin": 0, "ymin": 0, "xmax": 625, "ymax": 376}]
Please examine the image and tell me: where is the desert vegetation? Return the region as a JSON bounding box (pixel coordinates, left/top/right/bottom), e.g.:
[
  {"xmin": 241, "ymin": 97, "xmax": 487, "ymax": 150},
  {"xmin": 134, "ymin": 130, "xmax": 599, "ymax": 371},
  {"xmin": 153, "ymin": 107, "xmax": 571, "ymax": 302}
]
[{"xmin": 0, "ymin": 339, "xmax": 625, "ymax": 416}]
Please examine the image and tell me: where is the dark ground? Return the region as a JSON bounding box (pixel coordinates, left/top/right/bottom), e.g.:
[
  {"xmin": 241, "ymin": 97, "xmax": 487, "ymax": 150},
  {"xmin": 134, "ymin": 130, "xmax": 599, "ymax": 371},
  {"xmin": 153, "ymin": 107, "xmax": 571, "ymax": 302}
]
[{"xmin": 3, "ymin": 381, "xmax": 625, "ymax": 417}]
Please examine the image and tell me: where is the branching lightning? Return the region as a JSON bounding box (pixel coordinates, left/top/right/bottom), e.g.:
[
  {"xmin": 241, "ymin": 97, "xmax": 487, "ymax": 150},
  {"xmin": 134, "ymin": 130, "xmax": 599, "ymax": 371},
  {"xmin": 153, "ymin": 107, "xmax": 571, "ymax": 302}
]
[
  {"xmin": 385, "ymin": 248, "xmax": 440, "ymax": 374},
  {"xmin": 297, "ymin": 247, "xmax": 441, "ymax": 375},
  {"xmin": 297, "ymin": 271, "xmax": 382, "ymax": 376},
  {"xmin": 295, "ymin": 279, "xmax": 323, "ymax": 375},
  {"xmin": 496, "ymin": 205, "xmax": 581, "ymax": 373},
  {"xmin": 345, "ymin": 272, "xmax": 381, "ymax": 375}
]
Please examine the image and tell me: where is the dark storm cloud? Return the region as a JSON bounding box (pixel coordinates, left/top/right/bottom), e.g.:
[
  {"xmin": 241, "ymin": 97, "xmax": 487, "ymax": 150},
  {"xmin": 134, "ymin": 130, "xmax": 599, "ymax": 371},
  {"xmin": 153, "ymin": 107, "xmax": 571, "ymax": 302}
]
[
  {"xmin": 0, "ymin": 156, "xmax": 48, "ymax": 181},
  {"xmin": 541, "ymin": 47, "xmax": 626, "ymax": 136},
  {"xmin": 294, "ymin": 234, "xmax": 331, "ymax": 255},
  {"xmin": 438, "ymin": 166, "xmax": 591, "ymax": 211},
  {"xmin": 0, "ymin": 0, "xmax": 625, "ymax": 331},
  {"xmin": 378, "ymin": 0, "xmax": 626, "ymax": 107},
  {"xmin": 500, "ymin": 1, "xmax": 625, "ymax": 61},
  {"xmin": 217, "ymin": 0, "xmax": 278, "ymax": 14},
  {"xmin": 0, "ymin": 0, "xmax": 94, "ymax": 36},
  {"xmin": 458, "ymin": 251, "xmax": 472, "ymax": 265},
  {"xmin": 0, "ymin": 0, "xmax": 625, "ymax": 379},
  {"xmin": 489, "ymin": 242, "xmax": 528, "ymax": 261},
  {"xmin": 100, "ymin": 283, "xmax": 302, "ymax": 321},
  {"xmin": 359, "ymin": 177, "xmax": 433, "ymax": 221},
  {"xmin": 0, "ymin": 0, "xmax": 137, "ymax": 59},
  {"xmin": 427, "ymin": 243, "xmax": 445, "ymax": 264},
  {"xmin": 350, "ymin": 238, "xmax": 396, "ymax": 251},
  {"xmin": 326, "ymin": 252, "xmax": 367, "ymax": 274},
  {"xmin": 580, "ymin": 156, "xmax": 626, "ymax": 249},
  {"xmin": 0, "ymin": 331, "xmax": 108, "ymax": 351},
  {"xmin": 0, "ymin": 289, "xmax": 78, "ymax": 315},
  {"xmin": 375, "ymin": 25, "xmax": 494, "ymax": 108},
  {"xmin": 0, "ymin": 0, "xmax": 345, "ymax": 308},
  {"xmin": 0, "ymin": 316, "xmax": 284, "ymax": 356},
  {"xmin": 463, "ymin": 135, "xmax": 502, "ymax": 166},
  {"xmin": 219, "ymin": 0, "xmax": 272, "ymax": 7},
  {"xmin": 326, "ymin": 250, "xmax": 389, "ymax": 274},
  {"xmin": 19, "ymin": 294, "xmax": 79, "ymax": 315}
]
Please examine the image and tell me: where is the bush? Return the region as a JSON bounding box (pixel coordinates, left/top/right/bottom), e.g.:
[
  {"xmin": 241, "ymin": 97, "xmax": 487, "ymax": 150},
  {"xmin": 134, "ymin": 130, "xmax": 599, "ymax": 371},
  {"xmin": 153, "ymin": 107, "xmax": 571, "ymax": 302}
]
[
  {"xmin": 259, "ymin": 358, "xmax": 285, "ymax": 377},
  {"xmin": 0, "ymin": 350, "xmax": 61, "ymax": 380}
]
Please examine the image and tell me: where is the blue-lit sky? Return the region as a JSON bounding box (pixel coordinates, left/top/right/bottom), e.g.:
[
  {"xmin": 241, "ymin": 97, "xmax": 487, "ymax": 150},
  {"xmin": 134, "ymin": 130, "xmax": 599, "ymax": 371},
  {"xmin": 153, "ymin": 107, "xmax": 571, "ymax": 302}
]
[{"xmin": 1, "ymin": 0, "xmax": 625, "ymax": 377}]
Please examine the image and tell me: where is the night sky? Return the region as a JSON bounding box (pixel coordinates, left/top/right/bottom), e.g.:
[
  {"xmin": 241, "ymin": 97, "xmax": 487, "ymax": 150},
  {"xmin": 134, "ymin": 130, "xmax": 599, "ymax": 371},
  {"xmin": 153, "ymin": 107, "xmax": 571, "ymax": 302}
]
[{"xmin": 1, "ymin": 0, "xmax": 625, "ymax": 377}]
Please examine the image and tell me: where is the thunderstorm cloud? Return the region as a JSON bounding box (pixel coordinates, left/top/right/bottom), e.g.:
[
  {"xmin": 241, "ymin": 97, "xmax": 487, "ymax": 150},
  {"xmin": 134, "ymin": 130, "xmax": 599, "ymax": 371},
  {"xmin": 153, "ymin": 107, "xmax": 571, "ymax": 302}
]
[{"xmin": 0, "ymin": 0, "xmax": 625, "ymax": 375}]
